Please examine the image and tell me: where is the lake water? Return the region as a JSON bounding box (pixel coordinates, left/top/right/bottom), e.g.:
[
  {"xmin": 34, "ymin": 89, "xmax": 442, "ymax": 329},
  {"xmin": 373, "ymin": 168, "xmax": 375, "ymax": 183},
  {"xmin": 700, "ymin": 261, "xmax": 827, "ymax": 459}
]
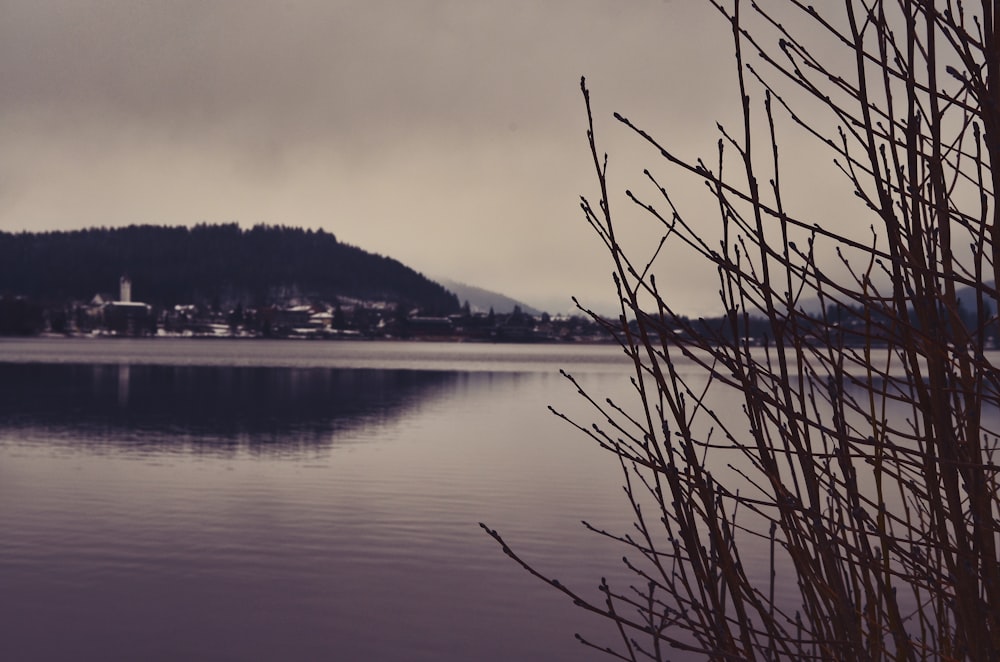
[
  {"xmin": 0, "ymin": 338, "xmax": 649, "ymax": 662},
  {"xmin": 7, "ymin": 338, "xmax": 997, "ymax": 660}
]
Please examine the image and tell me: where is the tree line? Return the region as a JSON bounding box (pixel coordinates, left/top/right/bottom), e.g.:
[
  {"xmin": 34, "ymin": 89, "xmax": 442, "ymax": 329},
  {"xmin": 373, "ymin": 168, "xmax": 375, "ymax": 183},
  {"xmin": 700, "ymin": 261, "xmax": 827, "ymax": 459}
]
[{"xmin": 0, "ymin": 223, "xmax": 460, "ymax": 314}]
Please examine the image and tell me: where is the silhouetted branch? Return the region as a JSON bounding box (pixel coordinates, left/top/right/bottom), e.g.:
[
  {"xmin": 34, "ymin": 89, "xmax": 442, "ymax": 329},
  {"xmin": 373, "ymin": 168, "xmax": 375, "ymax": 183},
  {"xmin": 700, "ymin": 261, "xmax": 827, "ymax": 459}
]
[{"xmin": 486, "ymin": 2, "xmax": 1000, "ymax": 659}]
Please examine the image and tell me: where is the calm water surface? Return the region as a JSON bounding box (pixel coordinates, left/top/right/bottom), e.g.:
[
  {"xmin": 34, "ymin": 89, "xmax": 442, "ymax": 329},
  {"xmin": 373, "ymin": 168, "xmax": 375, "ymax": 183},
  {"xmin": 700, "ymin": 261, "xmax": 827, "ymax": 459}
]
[
  {"xmin": 0, "ymin": 338, "xmax": 644, "ymax": 662},
  {"xmin": 7, "ymin": 338, "xmax": 993, "ymax": 660}
]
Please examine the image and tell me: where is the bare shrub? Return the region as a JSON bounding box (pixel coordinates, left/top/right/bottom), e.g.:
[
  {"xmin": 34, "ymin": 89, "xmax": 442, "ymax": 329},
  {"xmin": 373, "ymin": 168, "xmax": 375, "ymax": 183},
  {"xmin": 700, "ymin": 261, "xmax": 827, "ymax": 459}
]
[{"xmin": 483, "ymin": 1, "xmax": 1000, "ymax": 659}]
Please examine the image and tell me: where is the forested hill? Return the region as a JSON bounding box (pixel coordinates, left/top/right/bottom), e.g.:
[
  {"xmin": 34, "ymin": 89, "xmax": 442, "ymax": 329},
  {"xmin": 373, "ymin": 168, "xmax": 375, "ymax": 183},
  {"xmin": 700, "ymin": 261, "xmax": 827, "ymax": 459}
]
[{"xmin": 0, "ymin": 224, "xmax": 459, "ymax": 313}]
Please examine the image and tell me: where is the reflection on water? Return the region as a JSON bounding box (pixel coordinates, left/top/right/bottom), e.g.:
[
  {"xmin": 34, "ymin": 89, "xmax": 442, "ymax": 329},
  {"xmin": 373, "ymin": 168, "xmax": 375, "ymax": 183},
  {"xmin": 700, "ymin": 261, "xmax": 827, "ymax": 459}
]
[
  {"xmin": 0, "ymin": 345, "xmax": 635, "ymax": 662},
  {"xmin": 0, "ymin": 362, "xmax": 456, "ymax": 455},
  {"xmin": 12, "ymin": 342, "xmax": 996, "ymax": 661}
]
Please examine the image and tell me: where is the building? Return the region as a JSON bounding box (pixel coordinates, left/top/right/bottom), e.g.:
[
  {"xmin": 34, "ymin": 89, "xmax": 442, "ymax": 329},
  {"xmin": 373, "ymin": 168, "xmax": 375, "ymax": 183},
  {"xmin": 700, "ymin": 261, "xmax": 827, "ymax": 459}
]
[{"xmin": 101, "ymin": 276, "xmax": 153, "ymax": 336}]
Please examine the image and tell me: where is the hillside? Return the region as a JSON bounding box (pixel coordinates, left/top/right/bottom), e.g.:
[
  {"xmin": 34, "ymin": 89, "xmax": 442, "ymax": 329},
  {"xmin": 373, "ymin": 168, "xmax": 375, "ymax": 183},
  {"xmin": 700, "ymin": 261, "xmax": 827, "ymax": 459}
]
[
  {"xmin": 436, "ymin": 278, "xmax": 540, "ymax": 315},
  {"xmin": 0, "ymin": 224, "xmax": 459, "ymax": 313}
]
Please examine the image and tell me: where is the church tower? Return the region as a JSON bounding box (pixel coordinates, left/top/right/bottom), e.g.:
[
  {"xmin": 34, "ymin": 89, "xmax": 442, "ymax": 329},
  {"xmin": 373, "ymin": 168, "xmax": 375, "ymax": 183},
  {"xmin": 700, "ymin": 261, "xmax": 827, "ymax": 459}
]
[{"xmin": 119, "ymin": 275, "xmax": 132, "ymax": 303}]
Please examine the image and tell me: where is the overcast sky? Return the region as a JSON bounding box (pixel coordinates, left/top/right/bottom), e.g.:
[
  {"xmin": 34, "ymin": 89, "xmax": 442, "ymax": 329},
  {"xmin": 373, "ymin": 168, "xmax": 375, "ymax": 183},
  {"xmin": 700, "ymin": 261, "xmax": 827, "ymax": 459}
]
[{"xmin": 0, "ymin": 1, "xmax": 856, "ymax": 315}]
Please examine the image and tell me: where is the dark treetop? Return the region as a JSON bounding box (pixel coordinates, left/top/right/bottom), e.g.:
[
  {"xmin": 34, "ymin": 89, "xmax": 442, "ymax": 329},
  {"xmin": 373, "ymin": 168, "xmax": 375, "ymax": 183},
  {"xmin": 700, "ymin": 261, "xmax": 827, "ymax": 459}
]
[{"xmin": 0, "ymin": 223, "xmax": 459, "ymax": 313}]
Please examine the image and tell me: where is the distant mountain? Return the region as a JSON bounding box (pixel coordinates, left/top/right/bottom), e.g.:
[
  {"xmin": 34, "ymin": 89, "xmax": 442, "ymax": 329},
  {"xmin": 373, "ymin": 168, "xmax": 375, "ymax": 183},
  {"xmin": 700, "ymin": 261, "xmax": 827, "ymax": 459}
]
[
  {"xmin": 956, "ymin": 280, "xmax": 997, "ymax": 306},
  {"xmin": 437, "ymin": 278, "xmax": 540, "ymax": 315},
  {"xmin": 0, "ymin": 224, "xmax": 459, "ymax": 313},
  {"xmin": 792, "ymin": 280, "xmax": 997, "ymax": 316}
]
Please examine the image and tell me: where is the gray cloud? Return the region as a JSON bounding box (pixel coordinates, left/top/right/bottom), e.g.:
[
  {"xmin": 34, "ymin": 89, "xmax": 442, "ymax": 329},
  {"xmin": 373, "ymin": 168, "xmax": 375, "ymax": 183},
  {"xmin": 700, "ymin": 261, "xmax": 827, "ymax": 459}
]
[{"xmin": 0, "ymin": 0, "xmax": 846, "ymax": 314}]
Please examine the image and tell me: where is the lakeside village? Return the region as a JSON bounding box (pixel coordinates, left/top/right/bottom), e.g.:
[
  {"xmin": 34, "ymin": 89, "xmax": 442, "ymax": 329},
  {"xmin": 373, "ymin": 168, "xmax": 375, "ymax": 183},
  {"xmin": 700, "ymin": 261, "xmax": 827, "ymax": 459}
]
[
  {"xmin": 7, "ymin": 277, "xmax": 994, "ymax": 347},
  {"xmin": 0, "ymin": 276, "xmax": 613, "ymax": 343}
]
